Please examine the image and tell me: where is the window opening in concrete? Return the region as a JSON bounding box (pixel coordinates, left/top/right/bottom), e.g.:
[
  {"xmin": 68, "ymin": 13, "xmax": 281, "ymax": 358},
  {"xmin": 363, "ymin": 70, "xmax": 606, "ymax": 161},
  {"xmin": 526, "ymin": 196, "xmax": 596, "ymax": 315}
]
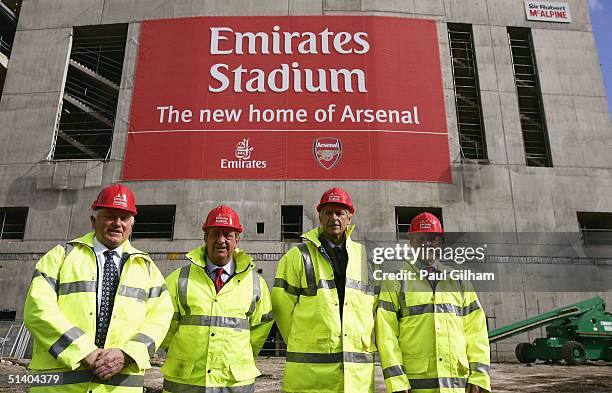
[
  {"xmin": 131, "ymin": 205, "xmax": 176, "ymax": 240},
  {"xmin": 0, "ymin": 207, "xmax": 28, "ymax": 240},
  {"xmin": 395, "ymin": 207, "xmax": 443, "ymax": 240},
  {"xmin": 281, "ymin": 205, "xmax": 302, "ymax": 241},
  {"xmin": 0, "ymin": 309, "xmax": 16, "ymax": 321},
  {"xmin": 448, "ymin": 23, "xmax": 487, "ymax": 161},
  {"xmin": 53, "ymin": 23, "xmax": 128, "ymax": 160},
  {"xmin": 577, "ymin": 212, "xmax": 612, "ymax": 246},
  {"xmin": 0, "ymin": 0, "xmax": 22, "ymax": 94},
  {"xmin": 257, "ymin": 222, "xmax": 265, "ymax": 234},
  {"xmin": 508, "ymin": 27, "xmax": 552, "ymax": 167}
]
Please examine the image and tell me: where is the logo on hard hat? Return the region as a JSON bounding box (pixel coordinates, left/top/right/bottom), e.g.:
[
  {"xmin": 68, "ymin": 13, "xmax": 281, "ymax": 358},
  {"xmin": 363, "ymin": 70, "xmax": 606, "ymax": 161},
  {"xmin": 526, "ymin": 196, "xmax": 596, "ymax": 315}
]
[
  {"xmin": 313, "ymin": 138, "xmax": 342, "ymax": 170},
  {"xmin": 113, "ymin": 193, "xmax": 128, "ymax": 208},
  {"xmin": 215, "ymin": 213, "xmax": 230, "ymax": 225},
  {"xmin": 220, "ymin": 138, "xmax": 267, "ymax": 169},
  {"xmin": 419, "ymin": 222, "xmax": 432, "ymax": 230}
]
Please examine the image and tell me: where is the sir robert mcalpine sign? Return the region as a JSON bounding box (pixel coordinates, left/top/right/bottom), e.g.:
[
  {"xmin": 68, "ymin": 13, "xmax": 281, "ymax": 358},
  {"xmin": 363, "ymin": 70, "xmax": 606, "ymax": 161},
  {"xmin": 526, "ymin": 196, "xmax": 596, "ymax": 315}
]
[{"xmin": 524, "ymin": 1, "xmax": 572, "ymax": 23}]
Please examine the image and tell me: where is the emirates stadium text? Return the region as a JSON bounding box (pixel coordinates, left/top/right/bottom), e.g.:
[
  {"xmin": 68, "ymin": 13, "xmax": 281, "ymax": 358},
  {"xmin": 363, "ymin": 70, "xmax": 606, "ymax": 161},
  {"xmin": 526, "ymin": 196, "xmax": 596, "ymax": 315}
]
[{"xmin": 208, "ymin": 25, "xmax": 370, "ymax": 93}]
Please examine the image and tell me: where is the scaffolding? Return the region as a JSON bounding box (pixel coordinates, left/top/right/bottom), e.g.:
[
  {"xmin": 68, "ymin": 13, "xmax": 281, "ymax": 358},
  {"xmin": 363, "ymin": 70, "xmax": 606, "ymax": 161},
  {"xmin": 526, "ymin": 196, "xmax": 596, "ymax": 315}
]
[
  {"xmin": 0, "ymin": 322, "xmax": 30, "ymax": 360},
  {"xmin": 448, "ymin": 24, "xmax": 488, "ymax": 161},
  {"xmin": 0, "ymin": 0, "xmax": 21, "ymax": 93},
  {"xmin": 508, "ymin": 27, "xmax": 552, "ymax": 167},
  {"xmin": 53, "ymin": 24, "xmax": 127, "ymax": 160}
]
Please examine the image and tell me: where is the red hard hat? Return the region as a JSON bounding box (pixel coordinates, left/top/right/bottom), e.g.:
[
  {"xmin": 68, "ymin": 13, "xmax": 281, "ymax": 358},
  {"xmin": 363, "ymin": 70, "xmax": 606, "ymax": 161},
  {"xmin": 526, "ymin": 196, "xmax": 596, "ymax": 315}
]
[
  {"xmin": 409, "ymin": 212, "xmax": 443, "ymax": 234},
  {"xmin": 316, "ymin": 187, "xmax": 355, "ymax": 214},
  {"xmin": 202, "ymin": 205, "xmax": 243, "ymax": 233},
  {"xmin": 91, "ymin": 184, "xmax": 137, "ymax": 215}
]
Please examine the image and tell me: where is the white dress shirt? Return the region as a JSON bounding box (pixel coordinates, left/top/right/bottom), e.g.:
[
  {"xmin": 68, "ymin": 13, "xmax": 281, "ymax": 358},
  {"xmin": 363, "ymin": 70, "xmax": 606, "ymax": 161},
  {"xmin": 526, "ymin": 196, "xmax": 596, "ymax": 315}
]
[
  {"xmin": 205, "ymin": 257, "xmax": 235, "ymax": 284},
  {"xmin": 93, "ymin": 237, "xmax": 123, "ymax": 312}
]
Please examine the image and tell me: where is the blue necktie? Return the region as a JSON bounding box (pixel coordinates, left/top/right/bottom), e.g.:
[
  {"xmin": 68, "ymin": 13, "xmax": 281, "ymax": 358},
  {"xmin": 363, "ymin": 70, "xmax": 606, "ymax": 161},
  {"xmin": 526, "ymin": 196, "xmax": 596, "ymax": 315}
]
[{"xmin": 95, "ymin": 250, "xmax": 120, "ymax": 348}]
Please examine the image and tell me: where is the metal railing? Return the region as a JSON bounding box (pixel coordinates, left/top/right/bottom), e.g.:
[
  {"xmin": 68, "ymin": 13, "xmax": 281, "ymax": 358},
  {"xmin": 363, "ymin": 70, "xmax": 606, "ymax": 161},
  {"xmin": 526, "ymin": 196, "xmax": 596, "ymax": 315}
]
[
  {"xmin": 580, "ymin": 228, "xmax": 612, "ymax": 247},
  {"xmin": 281, "ymin": 223, "xmax": 302, "ymax": 241},
  {"xmin": 508, "ymin": 28, "xmax": 552, "ymax": 168},
  {"xmin": 0, "ymin": 34, "xmax": 12, "ymax": 58},
  {"xmin": 448, "ymin": 24, "xmax": 488, "ymax": 161},
  {"xmin": 0, "ymin": 209, "xmax": 27, "ymax": 240},
  {"xmin": 0, "ymin": 321, "xmax": 31, "ymax": 360},
  {"xmin": 131, "ymin": 222, "xmax": 175, "ymax": 240},
  {"xmin": 259, "ymin": 328, "xmax": 287, "ymax": 357}
]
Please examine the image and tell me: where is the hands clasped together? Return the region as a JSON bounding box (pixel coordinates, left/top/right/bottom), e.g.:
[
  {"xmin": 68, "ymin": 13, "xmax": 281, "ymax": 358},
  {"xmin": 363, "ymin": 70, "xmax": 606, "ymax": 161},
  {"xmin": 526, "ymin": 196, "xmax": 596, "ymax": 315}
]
[{"xmin": 82, "ymin": 348, "xmax": 128, "ymax": 380}]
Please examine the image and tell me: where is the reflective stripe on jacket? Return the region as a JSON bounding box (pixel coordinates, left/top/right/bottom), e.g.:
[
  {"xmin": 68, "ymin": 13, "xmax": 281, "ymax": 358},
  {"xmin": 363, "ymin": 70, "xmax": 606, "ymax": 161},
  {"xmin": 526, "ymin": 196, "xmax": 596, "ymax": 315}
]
[
  {"xmin": 24, "ymin": 232, "xmax": 174, "ymax": 393},
  {"xmin": 376, "ymin": 261, "xmax": 491, "ymax": 393},
  {"xmin": 161, "ymin": 246, "xmax": 273, "ymax": 393},
  {"xmin": 272, "ymin": 225, "xmax": 377, "ymax": 393}
]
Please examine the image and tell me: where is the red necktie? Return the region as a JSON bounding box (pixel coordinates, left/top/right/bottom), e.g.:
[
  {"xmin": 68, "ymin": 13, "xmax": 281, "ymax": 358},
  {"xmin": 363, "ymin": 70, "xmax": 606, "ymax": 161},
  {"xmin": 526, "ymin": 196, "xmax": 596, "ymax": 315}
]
[{"xmin": 214, "ymin": 267, "xmax": 225, "ymax": 293}]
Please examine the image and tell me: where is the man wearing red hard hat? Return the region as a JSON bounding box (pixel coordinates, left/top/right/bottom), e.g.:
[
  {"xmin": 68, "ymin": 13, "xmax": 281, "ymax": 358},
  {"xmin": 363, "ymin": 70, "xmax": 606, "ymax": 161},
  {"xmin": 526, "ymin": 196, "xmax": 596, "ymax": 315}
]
[
  {"xmin": 272, "ymin": 188, "xmax": 377, "ymax": 393},
  {"xmin": 161, "ymin": 205, "xmax": 273, "ymax": 392},
  {"xmin": 24, "ymin": 184, "xmax": 173, "ymax": 393},
  {"xmin": 377, "ymin": 213, "xmax": 491, "ymax": 393}
]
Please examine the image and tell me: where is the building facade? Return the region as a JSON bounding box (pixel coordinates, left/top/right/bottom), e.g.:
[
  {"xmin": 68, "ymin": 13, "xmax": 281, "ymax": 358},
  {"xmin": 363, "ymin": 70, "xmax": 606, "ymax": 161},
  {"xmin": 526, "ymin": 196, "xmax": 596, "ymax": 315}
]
[{"xmin": 0, "ymin": 0, "xmax": 611, "ymax": 361}]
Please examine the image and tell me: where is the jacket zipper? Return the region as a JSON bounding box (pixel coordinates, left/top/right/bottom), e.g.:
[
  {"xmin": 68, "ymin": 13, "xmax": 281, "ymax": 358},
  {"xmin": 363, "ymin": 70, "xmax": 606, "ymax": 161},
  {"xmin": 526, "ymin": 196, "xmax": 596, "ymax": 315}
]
[{"xmin": 306, "ymin": 240, "xmax": 344, "ymax": 328}]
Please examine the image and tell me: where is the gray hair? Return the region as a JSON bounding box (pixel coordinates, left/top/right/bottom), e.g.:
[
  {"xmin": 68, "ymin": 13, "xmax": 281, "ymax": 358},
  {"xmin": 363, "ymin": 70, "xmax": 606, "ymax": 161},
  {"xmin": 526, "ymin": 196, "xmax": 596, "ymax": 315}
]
[{"xmin": 91, "ymin": 209, "xmax": 135, "ymax": 225}]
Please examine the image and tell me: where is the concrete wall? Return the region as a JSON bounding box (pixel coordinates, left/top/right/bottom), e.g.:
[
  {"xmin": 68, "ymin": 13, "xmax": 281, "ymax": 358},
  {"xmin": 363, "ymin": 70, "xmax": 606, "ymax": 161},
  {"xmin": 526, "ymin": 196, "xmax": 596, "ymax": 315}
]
[{"xmin": 1, "ymin": 0, "xmax": 612, "ymax": 362}]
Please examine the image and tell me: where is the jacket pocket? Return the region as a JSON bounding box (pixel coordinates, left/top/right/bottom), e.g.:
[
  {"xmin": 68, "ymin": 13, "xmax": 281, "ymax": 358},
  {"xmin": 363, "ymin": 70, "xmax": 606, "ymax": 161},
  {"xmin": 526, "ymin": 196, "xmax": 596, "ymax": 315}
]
[
  {"xmin": 290, "ymin": 333, "xmax": 331, "ymax": 352},
  {"xmin": 229, "ymin": 362, "xmax": 261, "ymax": 382},
  {"xmin": 403, "ymin": 357, "xmax": 431, "ymax": 375},
  {"xmin": 161, "ymin": 357, "xmax": 195, "ymax": 379},
  {"xmin": 457, "ymin": 353, "xmax": 470, "ymax": 375},
  {"xmin": 361, "ymin": 333, "xmax": 376, "ymax": 352}
]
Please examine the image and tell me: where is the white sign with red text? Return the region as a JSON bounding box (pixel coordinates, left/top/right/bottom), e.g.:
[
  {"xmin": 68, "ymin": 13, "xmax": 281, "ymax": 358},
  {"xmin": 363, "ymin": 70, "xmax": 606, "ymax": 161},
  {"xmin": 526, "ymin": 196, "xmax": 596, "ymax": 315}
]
[{"xmin": 524, "ymin": 1, "xmax": 572, "ymax": 23}]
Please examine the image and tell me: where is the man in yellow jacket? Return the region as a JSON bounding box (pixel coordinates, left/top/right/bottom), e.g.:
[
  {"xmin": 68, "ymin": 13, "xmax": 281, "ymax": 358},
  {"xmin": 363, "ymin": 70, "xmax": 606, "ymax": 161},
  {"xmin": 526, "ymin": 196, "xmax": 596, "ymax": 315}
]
[
  {"xmin": 376, "ymin": 212, "xmax": 491, "ymax": 393},
  {"xmin": 161, "ymin": 205, "xmax": 273, "ymax": 393},
  {"xmin": 24, "ymin": 184, "xmax": 174, "ymax": 393},
  {"xmin": 272, "ymin": 188, "xmax": 377, "ymax": 393}
]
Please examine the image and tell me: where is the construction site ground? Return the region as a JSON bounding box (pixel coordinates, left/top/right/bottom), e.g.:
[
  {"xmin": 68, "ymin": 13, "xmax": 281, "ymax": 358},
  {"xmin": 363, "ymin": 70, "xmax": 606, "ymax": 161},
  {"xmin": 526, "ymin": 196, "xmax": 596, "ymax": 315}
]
[{"xmin": 1, "ymin": 358, "xmax": 610, "ymax": 392}]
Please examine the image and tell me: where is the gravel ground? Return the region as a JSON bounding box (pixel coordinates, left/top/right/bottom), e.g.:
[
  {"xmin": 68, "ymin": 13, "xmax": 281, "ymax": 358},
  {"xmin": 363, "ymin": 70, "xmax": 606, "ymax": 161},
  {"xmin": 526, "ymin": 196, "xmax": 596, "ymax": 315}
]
[{"xmin": 1, "ymin": 358, "xmax": 610, "ymax": 392}]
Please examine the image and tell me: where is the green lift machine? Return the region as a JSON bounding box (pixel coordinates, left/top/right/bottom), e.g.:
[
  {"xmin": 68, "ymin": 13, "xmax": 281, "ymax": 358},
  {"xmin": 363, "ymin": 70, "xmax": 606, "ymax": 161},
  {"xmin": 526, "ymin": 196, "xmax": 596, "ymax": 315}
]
[{"xmin": 488, "ymin": 297, "xmax": 612, "ymax": 365}]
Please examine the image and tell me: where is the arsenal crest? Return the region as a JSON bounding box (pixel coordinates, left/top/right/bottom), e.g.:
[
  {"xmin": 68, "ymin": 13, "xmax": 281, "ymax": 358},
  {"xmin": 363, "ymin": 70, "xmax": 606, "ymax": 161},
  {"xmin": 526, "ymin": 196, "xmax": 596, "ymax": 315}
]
[{"xmin": 313, "ymin": 138, "xmax": 342, "ymax": 170}]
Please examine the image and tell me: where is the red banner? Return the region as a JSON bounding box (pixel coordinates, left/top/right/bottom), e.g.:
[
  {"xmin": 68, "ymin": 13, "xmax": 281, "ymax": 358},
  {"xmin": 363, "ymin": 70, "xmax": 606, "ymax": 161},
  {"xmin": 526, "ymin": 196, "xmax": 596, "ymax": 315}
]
[{"xmin": 123, "ymin": 16, "xmax": 451, "ymax": 181}]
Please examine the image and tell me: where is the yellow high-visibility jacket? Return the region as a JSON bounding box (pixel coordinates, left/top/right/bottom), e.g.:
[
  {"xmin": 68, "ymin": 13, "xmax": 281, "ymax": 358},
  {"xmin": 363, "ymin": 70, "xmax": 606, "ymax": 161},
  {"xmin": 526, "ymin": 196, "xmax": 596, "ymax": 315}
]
[
  {"xmin": 24, "ymin": 232, "xmax": 174, "ymax": 393},
  {"xmin": 160, "ymin": 246, "xmax": 273, "ymax": 393},
  {"xmin": 376, "ymin": 261, "xmax": 491, "ymax": 393},
  {"xmin": 272, "ymin": 225, "xmax": 377, "ymax": 393}
]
